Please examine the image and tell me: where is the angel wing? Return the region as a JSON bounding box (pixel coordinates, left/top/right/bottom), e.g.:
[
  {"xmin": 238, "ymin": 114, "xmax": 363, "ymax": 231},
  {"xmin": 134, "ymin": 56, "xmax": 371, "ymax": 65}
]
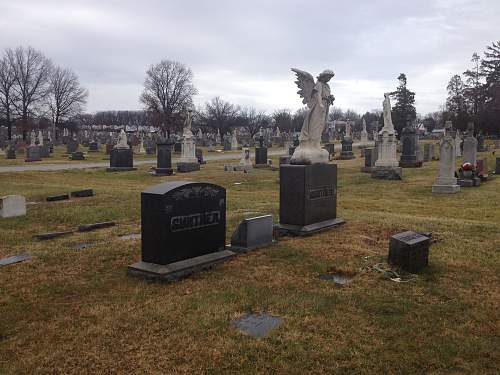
[{"xmin": 291, "ymin": 68, "xmax": 316, "ymax": 108}]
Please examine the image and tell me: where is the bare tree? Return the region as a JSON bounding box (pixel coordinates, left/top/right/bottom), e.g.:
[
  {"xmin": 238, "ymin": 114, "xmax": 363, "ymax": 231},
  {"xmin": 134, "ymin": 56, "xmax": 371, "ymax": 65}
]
[
  {"xmin": 236, "ymin": 107, "xmax": 270, "ymax": 138},
  {"xmin": 48, "ymin": 66, "xmax": 88, "ymax": 138},
  {"xmin": 140, "ymin": 60, "xmax": 197, "ymax": 137},
  {"xmin": 199, "ymin": 97, "xmax": 238, "ymax": 135},
  {"xmin": 7, "ymin": 47, "xmax": 52, "ymax": 138},
  {"xmin": 0, "ymin": 54, "xmax": 17, "ymax": 139},
  {"xmin": 272, "ymin": 109, "xmax": 292, "ymax": 132}
]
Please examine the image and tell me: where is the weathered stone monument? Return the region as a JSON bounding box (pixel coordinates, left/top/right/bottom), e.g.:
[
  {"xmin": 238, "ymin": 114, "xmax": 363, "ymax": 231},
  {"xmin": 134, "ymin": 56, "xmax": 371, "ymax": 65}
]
[
  {"xmin": 128, "ymin": 181, "xmax": 234, "ymax": 280},
  {"xmin": 455, "ymin": 131, "xmax": 462, "ymax": 157},
  {"xmin": 25, "ymin": 135, "xmax": 41, "ymax": 162},
  {"xmin": 360, "ymin": 118, "xmax": 369, "ymax": 144},
  {"xmin": 278, "ymin": 68, "xmax": 344, "ymax": 235},
  {"xmin": 66, "ymin": 138, "xmax": 79, "ymax": 154},
  {"xmin": 372, "ymin": 94, "xmax": 402, "ymax": 180},
  {"xmin": 177, "ymin": 109, "xmax": 200, "ymax": 173},
  {"xmin": 432, "ymin": 121, "xmax": 460, "ymax": 194},
  {"xmin": 230, "ymin": 129, "xmax": 239, "ymax": 150},
  {"xmin": 108, "ymin": 129, "xmax": 135, "ymax": 171},
  {"xmin": 423, "ymin": 143, "xmax": 435, "ymax": 162},
  {"xmin": 0, "ymin": 195, "xmax": 26, "ymax": 218}
]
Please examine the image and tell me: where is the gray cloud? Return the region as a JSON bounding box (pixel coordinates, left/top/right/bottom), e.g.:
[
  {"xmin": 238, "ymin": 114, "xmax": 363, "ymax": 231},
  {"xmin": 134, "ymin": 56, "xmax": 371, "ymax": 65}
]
[{"xmin": 1, "ymin": 0, "xmax": 499, "ymax": 114}]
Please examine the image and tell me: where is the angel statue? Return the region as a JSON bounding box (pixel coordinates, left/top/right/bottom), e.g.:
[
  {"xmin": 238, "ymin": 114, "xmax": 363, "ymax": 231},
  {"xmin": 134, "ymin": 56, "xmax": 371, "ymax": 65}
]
[
  {"xmin": 290, "ymin": 68, "xmax": 335, "ymax": 164},
  {"xmin": 182, "ymin": 107, "xmax": 194, "ymax": 139}
]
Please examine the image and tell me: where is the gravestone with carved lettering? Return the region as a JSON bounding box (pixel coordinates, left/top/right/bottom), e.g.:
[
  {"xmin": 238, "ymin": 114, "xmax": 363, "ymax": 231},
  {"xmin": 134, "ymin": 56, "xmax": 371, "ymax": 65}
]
[
  {"xmin": 277, "ymin": 164, "xmax": 345, "ymax": 235},
  {"xmin": 128, "ymin": 181, "xmax": 234, "ymax": 280}
]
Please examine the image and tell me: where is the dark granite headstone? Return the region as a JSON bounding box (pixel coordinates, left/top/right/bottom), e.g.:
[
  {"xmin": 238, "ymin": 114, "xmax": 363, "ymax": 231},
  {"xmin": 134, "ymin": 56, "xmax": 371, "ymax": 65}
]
[
  {"xmin": 6, "ymin": 147, "xmax": 16, "ymax": 159},
  {"xmin": 46, "ymin": 194, "xmax": 69, "ymax": 202},
  {"xmin": 278, "ymin": 164, "xmax": 345, "ymax": 235},
  {"xmin": 230, "ymin": 215, "xmax": 273, "ymax": 252},
  {"xmin": 496, "ymin": 157, "xmax": 500, "ymax": 174},
  {"xmin": 66, "ymin": 139, "xmax": 79, "ymax": 154},
  {"xmin": 155, "ymin": 142, "xmax": 173, "ymax": 175},
  {"xmin": 39, "ymin": 144, "xmax": 50, "ymax": 158},
  {"xmin": 174, "ymin": 142, "xmax": 182, "ymax": 153},
  {"xmin": 361, "ymin": 147, "xmax": 377, "ymax": 173},
  {"xmin": 389, "ymin": 231, "xmax": 431, "ymax": 273},
  {"xmin": 70, "ymin": 151, "xmax": 85, "ymax": 160},
  {"xmin": 108, "ymin": 148, "xmax": 135, "ymax": 171},
  {"xmin": 399, "ymin": 126, "xmax": 421, "ymax": 167},
  {"xmin": 25, "ymin": 146, "xmax": 41, "ymax": 162},
  {"xmin": 88, "ymin": 141, "xmax": 99, "ymax": 152},
  {"xmin": 195, "ymin": 148, "xmax": 205, "ymax": 164},
  {"xmin": 129, "ymin": 181, "xmax": 234, "ymax": 280},
  {"xmin": 255, "ymin": 147, "xmax": 268, "ymax": 166},
  {"xmin": 340, "ymin": 138, "xmax": 355, "ymax": 160}
]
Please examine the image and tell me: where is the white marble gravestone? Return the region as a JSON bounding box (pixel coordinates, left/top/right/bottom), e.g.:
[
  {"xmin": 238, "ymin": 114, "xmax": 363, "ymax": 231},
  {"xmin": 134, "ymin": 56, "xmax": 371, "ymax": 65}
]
[
  {"xmin": 432, "ymin": 123, "xmax": 460, "ymax": 194},
  {"xmin": 0, "ymin": 195, "xmax": 26, "ymax": 218}
]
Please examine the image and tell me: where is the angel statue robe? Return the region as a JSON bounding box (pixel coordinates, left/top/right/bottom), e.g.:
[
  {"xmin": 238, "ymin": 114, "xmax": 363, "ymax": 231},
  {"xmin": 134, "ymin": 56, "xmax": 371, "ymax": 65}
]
[{"xmin": 299, "ymin": 81, "xmax": 331, "ymax": 145}]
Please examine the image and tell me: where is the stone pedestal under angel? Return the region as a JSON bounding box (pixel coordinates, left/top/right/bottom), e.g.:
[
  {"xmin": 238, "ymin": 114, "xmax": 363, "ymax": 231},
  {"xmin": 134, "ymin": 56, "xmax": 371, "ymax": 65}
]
[{"xmin": 290, "ymin": 68, "xmax": 335, "ymax": 165}]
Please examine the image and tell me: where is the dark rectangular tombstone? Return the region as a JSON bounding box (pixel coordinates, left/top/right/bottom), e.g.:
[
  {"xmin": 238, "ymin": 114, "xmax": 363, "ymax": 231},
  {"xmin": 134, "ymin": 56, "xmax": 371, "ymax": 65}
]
[
  {"xmin": 255, "ymin": 147, "xmax": 268, "ymax": 166},
  {"xmin": 66, "ymin": 139, "xmax": 79, "ymax": 154},
  {"xmin": 39, "ymin": 144, "xmax": 50, "ymax": 158},
  {"xmin": 389, "ymin": 231, "xmax": 431, "ymax": 273},
  {"xmin": 88, "ymin": 142, "xmax": 99, "ymax": 152},
  {"xmin": 230, "ymin": 215, "xmax": 273, "ymax": 252},
  {"xmin": 25, "ymin": 146, "xmax": 41, "ymax": 162},
  {"xmin": 108, "ymin": 148, "xmax": 136, "ymax": 171},
  {"xmin": 361, "ymin": 147, "xmax": 377, "ymax": 173},
  {"xmin": 128, "ymin": 181, "xmax": 234, "ymax": 280},
  {"xmin": 399, "ymin": 126, "xmax": 421, "ymax": 167},
  {"xmin": 155, "ymin": 142, "xmax": 173, "ymax": 175},
  {"xmin": 496, "ymin": 157, "xmax": 500, "ymax": 174},
  {"xmin": 195, "ymin": 148, "xmax": 206, "ymax": 164},
  {"xmin": 6, "ymin": 148, "xmax": 16, "ymax": 159},
  {"xmin": 174, "ymin": 142, "xmax": 182, "ymax": 153},
  {"xmin": 70, "ymin": 151, "xmax": 85, "ymax": 160},
  {"xmin": 278, "ymin": 164, "xmax": 345, "ymax": 235},
  {"xmin": 477, "ymin": 158, "xmax": 489, "ymax": 180},
  {"xmin": 340, "ymin": 138, "xmax": 355, "ymax": 160}
]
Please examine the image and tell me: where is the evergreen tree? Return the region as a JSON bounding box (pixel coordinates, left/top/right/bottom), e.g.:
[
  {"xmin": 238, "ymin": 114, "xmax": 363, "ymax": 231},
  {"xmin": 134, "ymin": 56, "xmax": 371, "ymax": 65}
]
[
  {"xmin": 480, "ymin": 41, "xmax": 500, "ymax": 135},
  {"xmin": 463, "ymin": 52, "xmax": 484, "ymax": 118},
  {"xmin": 446, "ymin": 74, "xmax": 469, "ymax": 129},
  {"xmin": 390, "ymin": 73, "xmax": 416, "ymax": 137}
]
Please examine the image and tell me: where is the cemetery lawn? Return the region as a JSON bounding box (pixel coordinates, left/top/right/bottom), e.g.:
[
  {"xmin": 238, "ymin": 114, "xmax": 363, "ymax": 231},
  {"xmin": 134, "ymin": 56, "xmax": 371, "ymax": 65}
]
[{"xmin": 1, "ymin": 151, "xmax": 499, "ymax": 374}]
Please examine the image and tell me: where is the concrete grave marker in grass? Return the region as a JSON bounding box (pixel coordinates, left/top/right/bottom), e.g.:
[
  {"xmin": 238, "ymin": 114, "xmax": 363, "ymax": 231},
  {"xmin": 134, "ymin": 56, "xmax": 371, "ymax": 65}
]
[
  {"xmin": 0, "ymin": 254, "xmax": 32, "ymax": 266},
  {"xmin": 232, "ymin": 313, "xmax": 283, "ymax": 338}
]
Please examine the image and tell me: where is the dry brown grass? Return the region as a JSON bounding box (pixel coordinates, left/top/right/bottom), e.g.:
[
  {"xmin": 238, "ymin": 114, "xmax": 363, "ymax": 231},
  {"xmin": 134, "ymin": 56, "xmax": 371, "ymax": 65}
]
[{"xmin": 0, "ymin": 149, "xmax": 499, "ymax": 374}]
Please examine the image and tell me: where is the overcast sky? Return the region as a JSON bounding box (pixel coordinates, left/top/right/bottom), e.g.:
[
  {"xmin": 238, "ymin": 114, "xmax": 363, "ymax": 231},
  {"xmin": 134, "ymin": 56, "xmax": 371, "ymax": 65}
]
[{"xmin": 1, "ymin": 0, "xmax": 499, "ymax": 115}]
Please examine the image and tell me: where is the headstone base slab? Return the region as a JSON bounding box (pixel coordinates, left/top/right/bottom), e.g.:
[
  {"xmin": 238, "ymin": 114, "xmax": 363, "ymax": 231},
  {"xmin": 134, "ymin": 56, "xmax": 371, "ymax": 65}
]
[
  {"xmin": 177, "ymin": 162, "xmax": 200, "ymax": 173},
  {"xmin": 276, "ymin": 217, "xmax": 345, "ymax": 237},
  {"xmin": 371, "ymin": 166, "xmax": 403, "ymax": 180},
  {"xmin": 339, "ymin": 152, "xmax": 355, "ymax": 160},
  {"xmin": 457, "ymin": 178, "xmax": 480, "ymax": 187},
  {"xmin": 360, "ymin": 166, "xmax": 374, "ymax": 173},
  {"xmin": 128, "ymin": 250, "xmax": 235, "ymax": 281},
  {"xmin": 154, "ymin": 167, "xmax": 174, "ymax": 176},
  {"xmin": 254, "ymin": 164, "xmax": 270, "ymax": 168},
  {"xmin": 432, "ymin": 184, "xmax": 460, "ymax": 194},
  {"xmin": 106, "ymin": 167, "xmax": 137, "ymax": 172}
]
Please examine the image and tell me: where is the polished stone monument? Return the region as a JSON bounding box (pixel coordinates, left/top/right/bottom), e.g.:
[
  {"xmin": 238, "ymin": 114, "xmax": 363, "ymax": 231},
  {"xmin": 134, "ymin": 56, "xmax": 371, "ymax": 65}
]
[
  {"xmin": 361, "ymin": 147, "xmax": 377, "ymax": 173},
  {"xmin": 108, "ymin": 129, "xmax": 135, "ymax": 171},
  {"xmin": 340, "ymin": 123, "xmax": 355, "ymax": 160},
  {"xmin": 278, "ymin": 68, "xmax": 344, "ymax": 235},
  {"xmin": 154, "ymin": 141, "xmax": 174, "ymax": 176},
  {"xmin": 254, "ymin": 133, "xmax": 268, "ymax": 167},
  {"xmin": 128, "ymin": 181, "xmax": 234, "ymax": 280},
  {"xmin": 230, "ymin": 214, "xmax": 273, "ymax": 252}
]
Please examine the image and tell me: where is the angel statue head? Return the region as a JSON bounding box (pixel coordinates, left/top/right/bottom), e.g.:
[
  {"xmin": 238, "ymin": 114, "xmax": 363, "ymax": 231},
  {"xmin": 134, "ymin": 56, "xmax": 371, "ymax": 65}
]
[
  {"xmin": 289, "ymin": 67, "xmax": 336, "ymax": 165},
  {"xmin": 317, "ymin": 69, "xmax": 335, "ymax": 83}
]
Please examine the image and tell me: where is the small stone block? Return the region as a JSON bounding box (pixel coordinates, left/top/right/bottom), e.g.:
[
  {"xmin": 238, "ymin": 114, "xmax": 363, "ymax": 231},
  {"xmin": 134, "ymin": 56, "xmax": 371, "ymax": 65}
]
[
  {"xmin": 0, "ymin": 254, "xmax": 32, "ymax": 266},
  {"xmin": 176, "ymin": 162, "xmax": 200, "ymax": 173},
  {"xmin": 46, "ymin": 194, "xmax": 69, "ymax": 202},
  {"xmin": 78, "ymin": 221, "xmax": 116, "ymax": 232},
  {"xmin": 0, "ymin": 195, "xmax": 26, "ymax": 218},
  {"xmin": 388, "ymin": 231, "xmax": 431, "ymax": 273},
  {"xmin": 70, "ymin": 189, "xmax": 94, "ymax": 198},
  {"xmin": 232, "ymin": 313, "xmax": 283, "ymax": 338},
  {"xmin": 230, "ymin": 215, "xmax": 274, "ymax": 252}
]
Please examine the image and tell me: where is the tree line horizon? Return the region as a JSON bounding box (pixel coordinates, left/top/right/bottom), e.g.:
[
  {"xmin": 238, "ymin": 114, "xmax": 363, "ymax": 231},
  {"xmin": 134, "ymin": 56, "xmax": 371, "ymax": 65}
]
[{"xmin": 1, "ymin": 42, "xmax": 499, "ymax": 141}]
